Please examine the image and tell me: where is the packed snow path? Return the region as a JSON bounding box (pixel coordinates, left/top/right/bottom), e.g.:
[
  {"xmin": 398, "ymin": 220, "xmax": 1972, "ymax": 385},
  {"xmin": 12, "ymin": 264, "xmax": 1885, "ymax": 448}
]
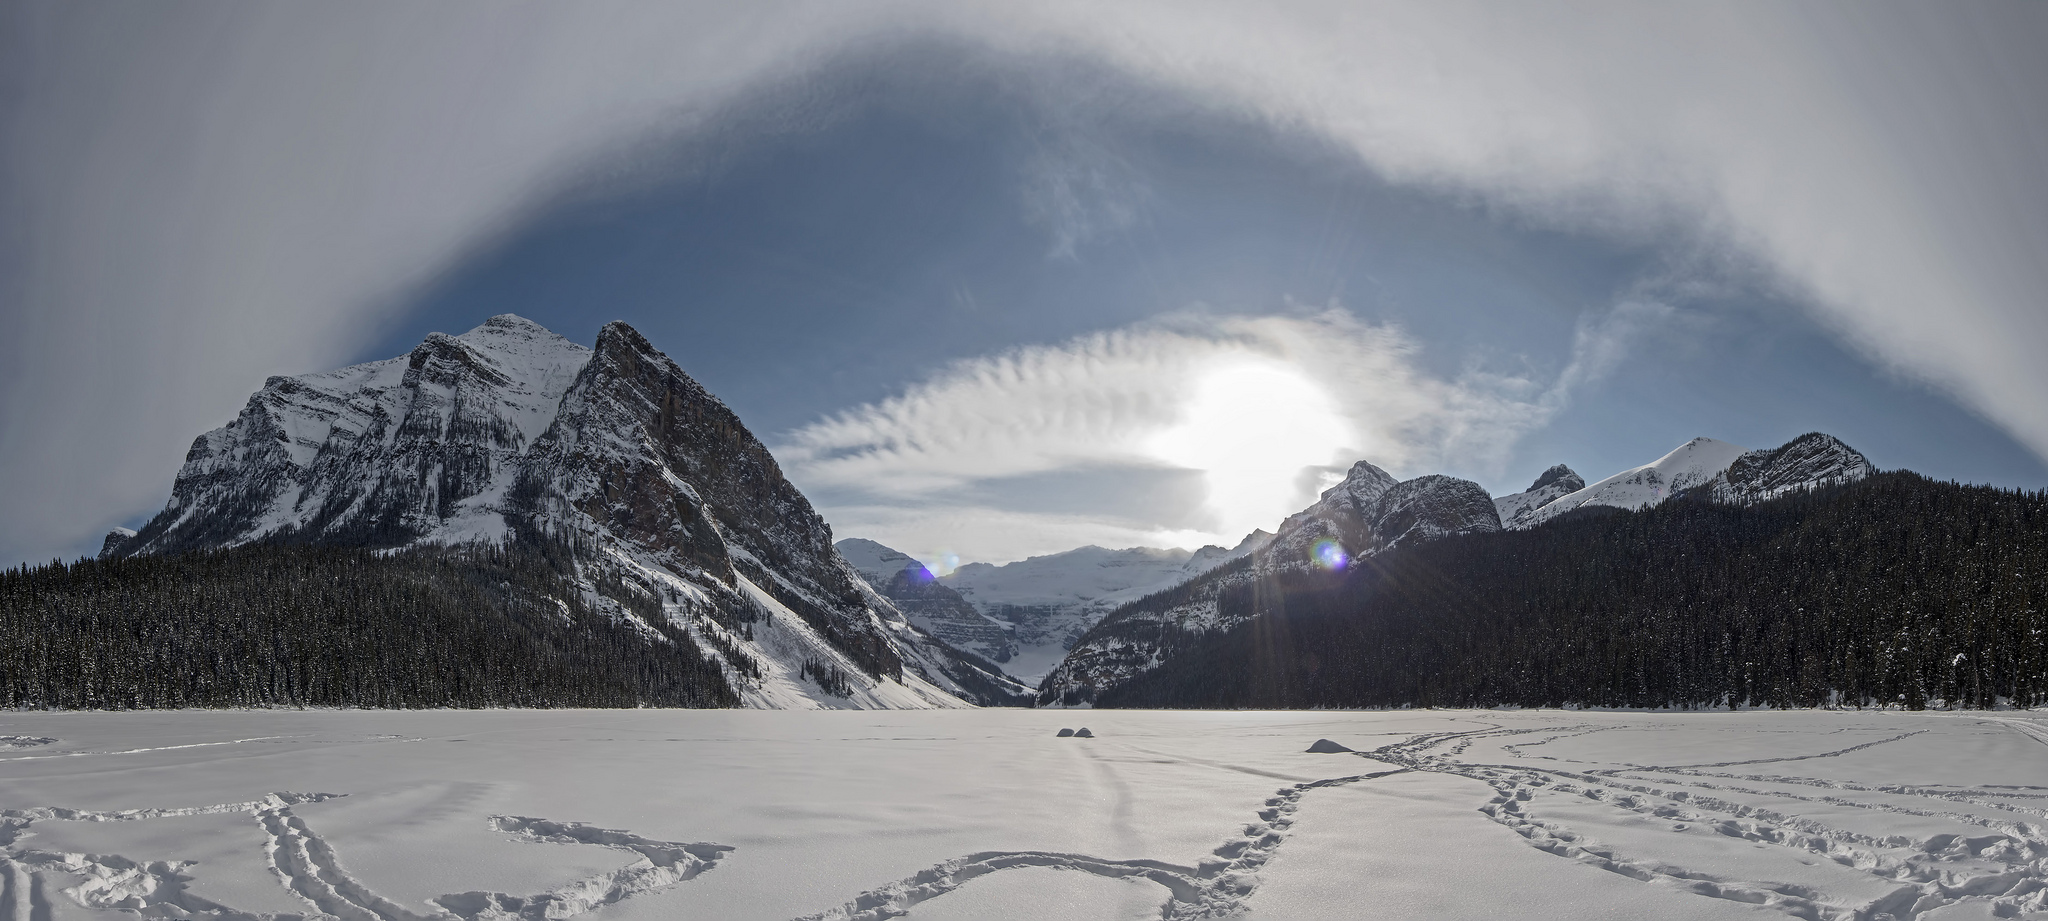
[{"xmin": 2, "ymin": 710, "xmax": 2044, "ymax": 920}]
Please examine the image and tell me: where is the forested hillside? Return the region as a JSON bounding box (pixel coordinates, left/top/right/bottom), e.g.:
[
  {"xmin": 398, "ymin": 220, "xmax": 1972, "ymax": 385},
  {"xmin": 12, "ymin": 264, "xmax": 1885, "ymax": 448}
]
[
  {"xmin": 1096, "ymin": 472, "xmax": 2048, "ymax": 710},
  {"xmin": 0, "ymin": 536, "xmax": 737, "ymax": 709}
]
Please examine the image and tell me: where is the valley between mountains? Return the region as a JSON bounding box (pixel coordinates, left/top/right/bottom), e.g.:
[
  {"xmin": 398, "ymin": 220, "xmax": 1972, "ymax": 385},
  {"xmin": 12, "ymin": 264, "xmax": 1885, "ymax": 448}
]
[
  {"xmin": 7, "ymin": 315, "xmax": 2044, "ymax": 714},
  {"xmin": 5, "ymin": 316, "xmax": 2048, "ymax": 921}
]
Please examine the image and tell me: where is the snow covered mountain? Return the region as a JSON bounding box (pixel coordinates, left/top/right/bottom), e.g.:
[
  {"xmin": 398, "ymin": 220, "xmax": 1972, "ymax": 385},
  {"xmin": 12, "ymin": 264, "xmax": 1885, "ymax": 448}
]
[
  {"xmin": 837, "ymin": 534, "xmax": 1272, "ymax": 684},
  {"xmin": 116, "ymin": 315, "xmax": 591, "ymax": 554},
  {"xmin": 1037, "ymin": 461, "xmax": 1500, "ymax": 706},
  {"xmin": 1492, "ymin": 465, "xmax": 1585, "ymax": 529},
  {"xmin": 1508, "ymin": 437, "xmax": 1749, "ymax": 529},
  {"xmin": 836, "ymin": 537, "xmax": 1024, "ymax": 688},
  {"xmin": 1708, "ymin": 432, "xmax": 1875, "ymax": 505},
  {"xmin": 1499, "ymin": 433, "xmax": 1873, "ymax": 529},
  {"xmin": 107, "ymin": 316, "xmax": 1008, "ymax": 710}
]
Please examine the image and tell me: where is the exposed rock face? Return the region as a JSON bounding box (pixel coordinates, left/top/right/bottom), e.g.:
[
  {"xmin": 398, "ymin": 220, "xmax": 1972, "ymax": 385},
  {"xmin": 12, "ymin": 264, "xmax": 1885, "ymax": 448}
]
[
  {"xmin": 1493, "ymin": 465, "xmax": 1585, "ymax": 529},
  {"xmin": 1036, "ymin": 463, "xmax": 1501, "ymax": 706},
  {"xmin": 122, "ymin": 315, "xmax": 590, "ymax": 555},
  {"xmin": 1257, "ymin": 460, "xmax": 1399, "ymax": 577},
  {"xmin": 1706, "ymin": 432, "xmax": 1873, "ymax": 504},
  {"xmin": 116, "ymin": 315, "xmax": 996, "ymax": 709},
  {"xmin": 516, "ymin": 322, "xmax": 903, "ymax": 683},
  {"xmin": 1258, "ymin": 462, "xmax": 1499, "ymax": 576},
  {"xmin": 97, "ymin": 527, "xmax": 137, "ymax": 560}
]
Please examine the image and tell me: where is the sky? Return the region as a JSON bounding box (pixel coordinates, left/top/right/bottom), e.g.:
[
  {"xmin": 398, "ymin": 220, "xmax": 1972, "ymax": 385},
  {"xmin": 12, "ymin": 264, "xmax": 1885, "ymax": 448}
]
[{"xmin": 4, "ymin": 2, "xmax": 2047, "ymax": 569}]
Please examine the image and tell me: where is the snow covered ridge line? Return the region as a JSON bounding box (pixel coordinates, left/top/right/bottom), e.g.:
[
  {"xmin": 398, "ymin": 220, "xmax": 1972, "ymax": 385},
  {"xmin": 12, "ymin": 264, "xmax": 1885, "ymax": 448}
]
[
  {"xmin": 1499, "ymin": 432, "xmax": 1874, "ymax": 530},
  {"xmin": 94, "ymin": 314, "xmax": 1006, "ymax": 710}
]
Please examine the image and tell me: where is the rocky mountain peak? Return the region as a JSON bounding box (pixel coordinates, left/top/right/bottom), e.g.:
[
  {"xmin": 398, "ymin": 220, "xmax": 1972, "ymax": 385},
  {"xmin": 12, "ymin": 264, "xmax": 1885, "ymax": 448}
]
[
  {"xmin": 1370, "ymin": 475, "xmax": 1502, "ymax": 549},
  {"xmin": 1495, "ymin": 463, "xmax": 1588, "ymax": 530},
  {"xmin": 1325, "ymin": 459, "xmax": 1399, "ymax": 506},
  {"xmin": 1263, "ymin": 463, "xmax": 1496, "ymax": 576},
  {"xmin": 111, "ymin": 315, "xmax": 1002, "ymax": 710},
  {"xmin": 98, "ymin": 527, "xmax": 137, "ymax": 560},
  {"xmin": 1529, "ymin": 464, "xmax": 1584, "ymax": 493},
  {"xmin": 1708, "ymin": 432, "xmax": 1872, "ymax": 504}
]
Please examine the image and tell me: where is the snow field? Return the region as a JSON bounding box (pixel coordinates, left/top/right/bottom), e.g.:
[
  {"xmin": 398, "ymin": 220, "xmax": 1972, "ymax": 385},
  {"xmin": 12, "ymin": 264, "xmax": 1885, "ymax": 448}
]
[{"xmin": 3, "ymin": 709, "xmax": 2045, "ymax": 920}]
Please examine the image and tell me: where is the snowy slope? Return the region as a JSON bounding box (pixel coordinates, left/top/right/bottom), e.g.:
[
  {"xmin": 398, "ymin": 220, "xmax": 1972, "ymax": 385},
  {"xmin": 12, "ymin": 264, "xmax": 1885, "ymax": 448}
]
[
  {"xmin": 1511, "ymin": 437, "xmax": 1749, "ymax": 529},
  {"xmin": 837, "ymin": 537, "xmax": 927, "ymax": 588},
  {"xmin": 1498, "ymin": 433, "xmax": 1875, "ymax": 530},
  {"xmin": 111, "ymin": 316, "xmax": 985, "ymax": 710}
]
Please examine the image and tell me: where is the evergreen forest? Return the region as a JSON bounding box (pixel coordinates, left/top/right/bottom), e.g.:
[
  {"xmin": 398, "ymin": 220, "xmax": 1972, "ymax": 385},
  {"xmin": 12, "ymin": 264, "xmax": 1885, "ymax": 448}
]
[
  {"xmin": 1096, "ymin": 472, "xmax": 2048, "ymax": 710},
  {"xmin": 0, "ymin": 536, "xmax": 737, "ymax": 709}
]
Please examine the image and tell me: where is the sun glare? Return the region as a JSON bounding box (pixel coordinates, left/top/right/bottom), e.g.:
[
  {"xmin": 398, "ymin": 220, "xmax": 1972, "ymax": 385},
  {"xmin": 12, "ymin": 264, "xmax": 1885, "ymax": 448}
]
[{"xmin": 1149, "ymin": 359, "xmax": 1352, "ymax": 541}]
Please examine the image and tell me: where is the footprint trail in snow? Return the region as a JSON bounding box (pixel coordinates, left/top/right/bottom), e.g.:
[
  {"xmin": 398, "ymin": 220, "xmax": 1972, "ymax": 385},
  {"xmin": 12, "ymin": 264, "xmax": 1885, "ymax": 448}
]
[
  {"xmin": 0, "ymin": 794, "xmax": 730, "ymax": 921},
  {"xmin": 1356, "ymin": 720, "xmax": 2048, "ymax": 921}
]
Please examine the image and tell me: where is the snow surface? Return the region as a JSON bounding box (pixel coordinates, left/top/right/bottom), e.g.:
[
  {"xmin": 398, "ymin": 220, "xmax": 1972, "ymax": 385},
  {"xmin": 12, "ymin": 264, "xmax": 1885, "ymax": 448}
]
[
  {"xmin": 1515, "ymin": 437, "xmax": 1749, "ymax": 529},
  {"xmin": 6, "ymin": 708, "xmax": 2043, "ymax": 920}
]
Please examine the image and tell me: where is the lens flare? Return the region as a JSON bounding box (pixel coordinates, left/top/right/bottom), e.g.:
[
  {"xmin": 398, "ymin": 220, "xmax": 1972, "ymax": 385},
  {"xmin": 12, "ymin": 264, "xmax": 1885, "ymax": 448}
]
[{"xmin": 1312, "ymin": 539, "xmax": 1349, "ymax": 571}]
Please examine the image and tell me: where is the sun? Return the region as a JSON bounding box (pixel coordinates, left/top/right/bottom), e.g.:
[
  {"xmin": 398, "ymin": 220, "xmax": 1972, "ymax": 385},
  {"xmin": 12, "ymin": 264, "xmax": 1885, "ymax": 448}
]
[{"xmin": 1148, "ymin": 358, "xmax": 1353, "ymax": 540}]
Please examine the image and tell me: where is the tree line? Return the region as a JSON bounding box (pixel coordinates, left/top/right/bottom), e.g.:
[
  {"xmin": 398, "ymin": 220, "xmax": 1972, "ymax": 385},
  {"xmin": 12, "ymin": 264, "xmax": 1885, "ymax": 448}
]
[
  {"xmin": 1097, "ymin": 472, "xmax": 2048, "ymax": 710},
  {"xmin": 0, "ymin": 534, "xmax": 737, "ymax": 709}
]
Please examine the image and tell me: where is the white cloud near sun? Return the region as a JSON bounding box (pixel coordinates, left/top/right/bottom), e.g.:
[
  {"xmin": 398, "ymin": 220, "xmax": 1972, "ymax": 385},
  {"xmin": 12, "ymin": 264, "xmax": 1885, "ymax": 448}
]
[{"xmin": 780, "ymin": 305, "xmax": 1650, "ymax": 562}]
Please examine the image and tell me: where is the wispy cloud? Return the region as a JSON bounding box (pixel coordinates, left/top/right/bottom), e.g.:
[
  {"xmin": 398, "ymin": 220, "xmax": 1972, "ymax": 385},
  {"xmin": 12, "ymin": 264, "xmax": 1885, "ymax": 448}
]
[{"xmin": 781, "ymin": 305, "xmax": 1651, "ymax": 561}]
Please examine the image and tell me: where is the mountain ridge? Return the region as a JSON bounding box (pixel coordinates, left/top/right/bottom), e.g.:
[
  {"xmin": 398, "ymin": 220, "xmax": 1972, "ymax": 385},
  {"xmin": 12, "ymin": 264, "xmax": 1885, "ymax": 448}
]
[
  {"xmin": 1037, "ymin": 432, "xmax": 1880, "ymax": 707},
  {"xmin": 101, "ymin": 315, "xmax": 1012, "ymax": 710},
  {"xmin": 836, "ymin": 533, "xmax": 1272, "ymax": 684},
  {"xmin": 1036, "ymin": 462, "xmax": 1501, "ymax": 706}
]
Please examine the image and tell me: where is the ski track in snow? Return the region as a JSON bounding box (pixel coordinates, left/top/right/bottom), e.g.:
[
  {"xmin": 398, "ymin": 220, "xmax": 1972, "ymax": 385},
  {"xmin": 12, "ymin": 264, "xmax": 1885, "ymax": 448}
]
[{"xmin": 0, "ymin": 793, "xmax": 730, "ymax": 921}]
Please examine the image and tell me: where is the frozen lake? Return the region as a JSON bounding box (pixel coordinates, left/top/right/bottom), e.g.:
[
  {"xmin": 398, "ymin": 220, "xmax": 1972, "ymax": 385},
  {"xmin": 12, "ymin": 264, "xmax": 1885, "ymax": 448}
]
[{"xmin": 4, "ymin": 708, "xmax": 2046, "ymax": 920}]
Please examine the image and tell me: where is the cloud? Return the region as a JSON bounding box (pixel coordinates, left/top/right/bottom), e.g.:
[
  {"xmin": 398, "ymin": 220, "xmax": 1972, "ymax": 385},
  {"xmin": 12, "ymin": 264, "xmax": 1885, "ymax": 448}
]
[
  {"xmin": 6, "ymin": 2, "xmax": 2045, "ymax": 565},
  {"xmin": 1006, "ymin": 1, "xmax": 2048, "ymax": 458},
  {"xmin": 1554, "ymin": 300, "xmax": 1680, "ymax": 400},
  {"xmin": 781, "ymin": 307, "xmax": 1632, "ymax": 560}
]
